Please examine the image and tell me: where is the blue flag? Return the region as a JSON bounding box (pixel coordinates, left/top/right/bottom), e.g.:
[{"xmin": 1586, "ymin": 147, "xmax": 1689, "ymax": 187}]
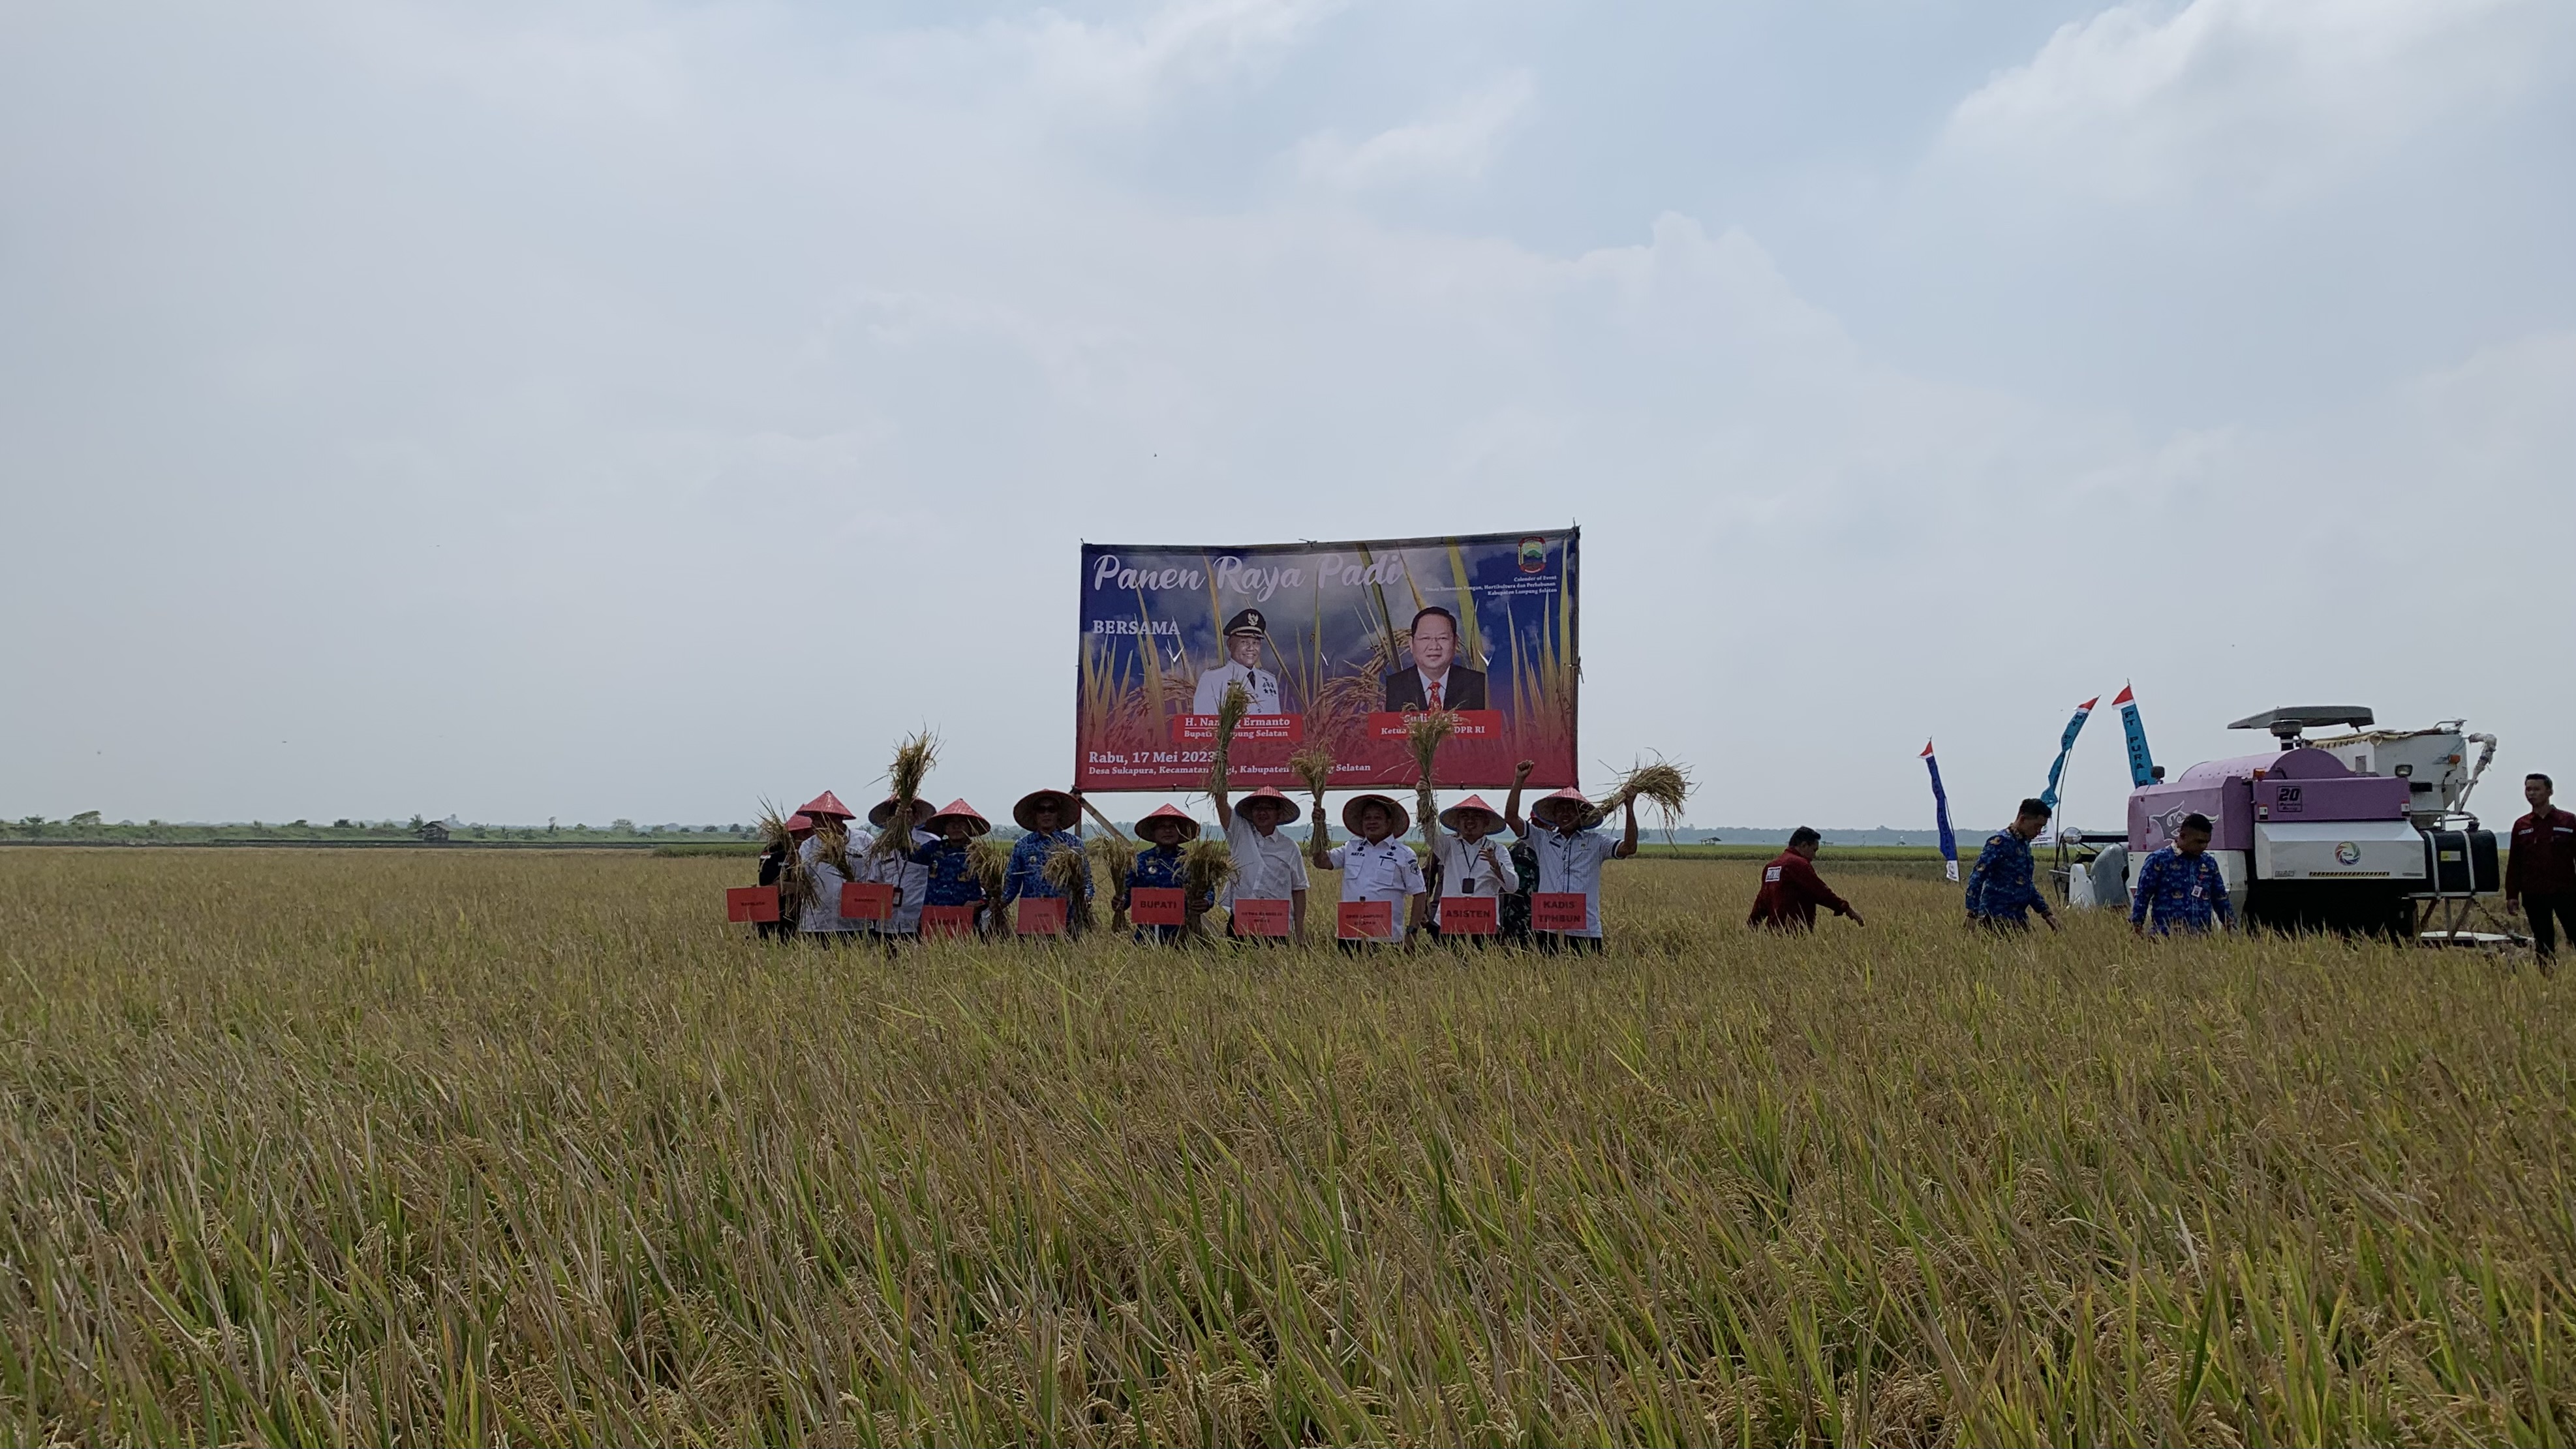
[
  {"xmin": 2114, "ymin": 683, "xmax": 2155, "ymax": 788},
  {"xmin": 2038, "ymin": 695, "xmax": 2098, "ymax": 812},
  {"xmin": 1921, "ymin": 740, "xmax": 1959, "ymax": 882}
]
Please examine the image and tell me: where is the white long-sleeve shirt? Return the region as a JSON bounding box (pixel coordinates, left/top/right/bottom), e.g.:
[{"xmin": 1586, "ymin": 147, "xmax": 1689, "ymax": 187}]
[{"xmin": 797, "ymin": 829, "xmax": 878, "ymax": 933}]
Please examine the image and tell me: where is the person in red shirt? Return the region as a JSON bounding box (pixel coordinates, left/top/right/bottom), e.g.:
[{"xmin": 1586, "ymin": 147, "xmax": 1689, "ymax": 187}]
[
  {"xmin": 1748, "ymin": 828, "xmax": 1865, "ymax": 930},
  {"xmin": 2506, "ymin": 772, "xmax": 2576, "ymax": 964}
]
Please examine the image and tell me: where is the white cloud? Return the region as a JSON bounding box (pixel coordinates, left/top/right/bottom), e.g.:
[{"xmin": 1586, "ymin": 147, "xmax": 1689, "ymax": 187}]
[
  {"xmin": 997, "ymin": 0, "xmax": 1349, "ymax": 111},
  {"xmin": 1940, "ymin": 0, "xmax": 2562, "ymax": 202},
  {"xmin": 1296, "ymin": 72, "xmax": 1533, "ymax": 189}
]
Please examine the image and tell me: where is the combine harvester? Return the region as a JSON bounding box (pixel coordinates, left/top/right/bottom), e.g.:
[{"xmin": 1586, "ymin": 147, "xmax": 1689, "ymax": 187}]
[{"xmin": 2085, "ymin": 707, "xmax": 2502, "ymax": 941}]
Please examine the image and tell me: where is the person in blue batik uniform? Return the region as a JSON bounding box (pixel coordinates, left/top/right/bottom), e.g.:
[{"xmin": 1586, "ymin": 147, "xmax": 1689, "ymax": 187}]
[
  {"xmin": 1965, "ymin": 797, "xmax": 2059, "ymax": 932},
  {"xmin": 906, "ymin": 799, "xmax": 992, "ymax": 931},
  {"xmin": 1120, "ymin": 805, "xmax": 1199, "ymax": 945},
  {"xmin": 2130, "ymin": 812, "xmax": 2234, "ymax": 936},
  {"xmin": 1000, "ymin": 788, "xmax": 1087, "ymax": 932}
]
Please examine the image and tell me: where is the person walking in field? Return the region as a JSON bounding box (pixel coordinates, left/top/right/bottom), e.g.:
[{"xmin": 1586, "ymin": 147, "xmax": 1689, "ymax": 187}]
[
  {"xmin": 1965, "ymin": 798, "xmax": 2059, "ymax": 932},
  {"xmin": 1120, "ymin": 805, "xmax": 1200, "ymax": 946},
  {"xmin": 1747, "ymin": 827, "xmax": 1863, "ymax": 930},
  {"xmin": 2130, "ymin": 812, "xmax": 2233, "ymax": 936},
  {"xmin": 1213, "ymin": 782, "xmax": 1309, "ymax": 943},
  {"xmin": 1427, "ymin": 794, "xmax": 1518, "ymax": 941},
  {"xmin": 2506, "ymin": 772, "xmax": 2576, "ymax": 965},
  {"xmin": 1000, "ymin": 788, "xmax": 1087, "ymax": 933},
  {"xmin": 1503, "ymin": 762, "xmax": 1638, "ymax": 955},
  {"xmin": 1308, "ymin": 793, "xmax": 1428, "ymax": 951}
]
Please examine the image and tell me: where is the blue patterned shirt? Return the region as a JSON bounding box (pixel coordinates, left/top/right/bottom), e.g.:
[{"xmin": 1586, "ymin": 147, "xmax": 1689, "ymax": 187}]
[
  {"xmin": 1002, "ymin": 829, "xmax": 1082, "ymax": 902},
  {"xmin": 1127, "ymin": 844, "xmax": 1186, "ymax": 892},
  {"xmin": 1965, "ymin": 829, "xmax": 2051, "ymax": 923},
  {"xmin": 906, "ymin": 840, "xmax": 986, "ymax": 908},
  {"xmin": 2129, "ymin": 846, "xmax": 2233, "ymax": 934}
]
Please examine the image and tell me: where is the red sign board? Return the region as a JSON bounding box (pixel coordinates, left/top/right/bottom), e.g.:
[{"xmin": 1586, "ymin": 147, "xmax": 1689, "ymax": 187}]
[
  {"xmin": 1437, "ymin": 894, "xmax": 1497, "ymax": 936},
  {"xmin": 840, "ymin": 881, "xmax": 895, "ymax": 921},
  {"xmin": 1129, "ymin": 887, "xmax": 1187, "ymax": 926},
  {"xmin": 1015, "ymin": 897, "xmax": 1067, "ymax": 936},
  {"xmin": 1533, "ymin": 891, "xmax": 1590, "ymax": 932},
  {"xmin": 725, "ymin": 886, "xmax": 780, "ymax": 923},
  {"xmin": 921, "ymin": 905, "xmax": 979, "ymax": 939},
  {"xmin": 1338, "ymin": 900, "xmax": 1395, "ymax": 939},
  {"xmin": 1231, "ymin": 898, "xmax": 1293, "ymax": 937}
]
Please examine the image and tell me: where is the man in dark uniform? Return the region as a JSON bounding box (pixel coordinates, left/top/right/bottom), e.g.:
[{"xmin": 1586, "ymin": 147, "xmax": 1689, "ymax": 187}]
[
  {"xmin": 2507, "ymin": 772, "xmax": 2576, "ymax": 964},
  {"xmin": 1383, "ymin": 606, "xmax": 1488, "ymax": 711}
]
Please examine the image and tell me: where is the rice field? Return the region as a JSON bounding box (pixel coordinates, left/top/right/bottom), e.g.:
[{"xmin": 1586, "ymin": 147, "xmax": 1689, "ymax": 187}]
[{"xmin": 2, "ymin": 848, "xmax": 2570, "ymax": 1445}]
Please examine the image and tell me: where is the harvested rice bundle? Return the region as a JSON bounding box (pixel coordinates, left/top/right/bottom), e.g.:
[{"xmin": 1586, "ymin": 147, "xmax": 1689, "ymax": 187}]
[
  {"xmin": 1205, "ymin": 680, "xmax": 1253, "ymax": 796},
  {"xmin": 1041, "ymin": 844, "xmax": 1095, "ymax": 931},
  {"xmin": 870, "ymin": 732, "xmax": 940, "ymax": 861},
  {"xmin": 1289, "ymin": 744, "xmax": 1336, "ymax": 824},
  {"xmin": 966, "ymin": 835, "xmax": 1011, "ymax": 904},
  {"xmin": 1086, "ymin": 834, "xmax": 1139, "ymax": 932},
  {"xmin": 1598, "ymin": 757, "xmax": 1693, "ymax": 829},
  {"xmin": 755, "ymin": 801, "xmax": 812, "ymax": 920},
  {"xmin": 1180, "ymin": 836, "xmax": 1234, "ymax": 940},
  {"xmin": 810, "ymin": 816, "xmax": 859, "ymax": 881},
  {"xmin": 1403, "ymin": 710, "xmax": 1458, "ymax": 847}
]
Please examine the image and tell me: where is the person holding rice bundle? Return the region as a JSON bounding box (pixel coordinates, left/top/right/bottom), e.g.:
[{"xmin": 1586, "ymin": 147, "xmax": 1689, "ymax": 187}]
[
  {"xmin": 1427, "ymin": 793, "xmax": 1518, "ymax": 942},
  {"xmin": 908, "ymin": 799, "xmax": 992, "ymax": 934},
  {"xmin": 759, "ymin": 810, "xmax": 813, "ymax": 941},
  {"xmin": 863, "ymin": 795, "xmax": 938, "ymax": 943},
  {"xmin": 1120, "ymin": 804, "xmax": 1201, "ymax": 946},
  {"xmin": 793, "ymin": 792, "xmax": 872, "ymax": 943},
  {"xmin": 1309, "ymin": 792, "xmax": 1428, "ymax": 951},
  {"xmin": 1000, "ymin": 787, "xmax": 1088, "ymax": 933},
  {"xmin": 1505, "ymin": 763, "xmax": 1638, "ymax": 954},
  {"xmin": 1214, "ymin": 783, "xmax": 1308, "ymax": 943}
]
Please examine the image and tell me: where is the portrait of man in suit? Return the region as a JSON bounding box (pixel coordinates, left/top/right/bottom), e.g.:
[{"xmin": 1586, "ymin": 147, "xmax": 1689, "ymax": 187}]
[{"xmin": 1383, "ymin": 605, "xmax": 1487, "ymax": 712}]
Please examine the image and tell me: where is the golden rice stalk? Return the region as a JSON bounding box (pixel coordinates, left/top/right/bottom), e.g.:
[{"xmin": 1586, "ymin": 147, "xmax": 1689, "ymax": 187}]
[
  {"xmin": 966, "ymin": 835, "xmax": 1011, "ymax": 903},
  {"xmin": 1404, "ymin": 709, "xmax": 1458, "ymax": 846},
  {"xmin": 1206, "ymin": 680, "xmax": 1252, "ymax": 796},
  {"xmin": 1289, "ymin": 744, "xmax": 1336, "ymax": 819},
  {"xmin": 811, "ymin": 816, "xmax": 857, "ymax": 881},
  {"xmin": 1599, "ymin": 757, "xmax": 1694, "ymax": 829},
  {"xmin": 756, "ymin": 800, "xmax": 812, "ymax": 919},
  {"xmin": 1041, "ymin": 844, "xmax": 1095, "ymax": 930},
  {"xmin": 871, "ymin": 731, "xmax": 940, "ymax": 859},
  {"xmin": 1087, "ymin": 834, "xmax": 1139, "ymax": 932},
  {"xmin": 1180, "ymin": 837, "xmax": 1234, "ymax": 939}
]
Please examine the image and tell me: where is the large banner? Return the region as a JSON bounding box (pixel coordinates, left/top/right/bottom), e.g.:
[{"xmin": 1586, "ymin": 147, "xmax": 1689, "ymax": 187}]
[{"xmin": 1076, "ymin": 530, "xmax": 1579, "ymax": 792}]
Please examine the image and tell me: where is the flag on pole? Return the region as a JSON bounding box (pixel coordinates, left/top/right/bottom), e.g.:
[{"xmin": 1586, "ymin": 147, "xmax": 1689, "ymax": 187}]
[
  {"xmin": 2038, "ymin": 695, "xmax": 2098, "ymax": 812},
  {"xmin": 1922, "ymin": 740, "xmax": 1959, "ymax": 882},
  {"xmin": 2114, "ymin": 682, "xmax": 2156, "ymax": 789}
]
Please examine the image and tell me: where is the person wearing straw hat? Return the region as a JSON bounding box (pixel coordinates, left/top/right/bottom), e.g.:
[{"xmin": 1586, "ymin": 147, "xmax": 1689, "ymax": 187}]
[
  {"xmin": 1428, "ymin": 794, "xmax": 1518, "ymax": 940},
  {"xmin": 793, "ymin": 792, "xmax": 875, "ymax": 941},
  {"xmin": 1214, "ymin": 782, "xmax": 1308, "ymax": 943},
  {"xmin": 758, "ymin": 812, "xmax": 814, "ymax": 940},
  {"xmin": 1000, "ymin": 787, "xmax": 1087, "ymax": 932},
  {"xmin": 1120, "ymin": 804, "xmax": 1201, "ymax": 945},
  {"xmin": 1308, "ymin": 793, "xmax": 1428, "ymax": 951},
  {"xmin": 862, "ymin": 795, "xmax": 939, "ymax": 941},
  {"xmin": 1192, "ymin": 609, "xmax": 1285, "ymax": 715},
  {"xmin": 907, "ymin": 799, "xmax": 993, "ymax": 932},
  {"xmin": 1503, "ymin": 763, "xmax": 1638, "ymax": 954}
]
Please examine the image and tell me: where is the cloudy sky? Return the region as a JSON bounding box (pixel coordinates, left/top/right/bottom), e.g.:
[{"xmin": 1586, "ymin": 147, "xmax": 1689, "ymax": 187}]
[{"xmin": 5, "ymin": 0, "xmax": 2571, "ymax": 831}]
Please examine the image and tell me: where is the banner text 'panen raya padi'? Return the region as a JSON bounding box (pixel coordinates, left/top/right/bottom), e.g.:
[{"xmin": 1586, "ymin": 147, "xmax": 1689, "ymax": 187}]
[{"xmin": 1075, "ymin": 531, "xmax": 1579, "ymax": 791}]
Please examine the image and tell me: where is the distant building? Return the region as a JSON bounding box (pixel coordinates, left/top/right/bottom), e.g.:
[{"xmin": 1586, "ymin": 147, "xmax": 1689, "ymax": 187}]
[{"xmin": 419, "ymin": 821, "xmax": 450, "ymax": 843}]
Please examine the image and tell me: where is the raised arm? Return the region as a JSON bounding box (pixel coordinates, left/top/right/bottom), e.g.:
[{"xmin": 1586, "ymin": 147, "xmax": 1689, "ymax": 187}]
[
  {"xmin": 1503, "ymin": 759, "xmax": 1535, "ymax": 838},
  {"xmin": 1613, "ymin": 799, "xmax": 1639, "ymax": 859},
  {"xmin": 1212, "ymin": 780, "xmax": 1233, "ymax": 831},
  {"xmin": 1308, "ymin": 813, "xmax": 1335, "ymax": 870}
]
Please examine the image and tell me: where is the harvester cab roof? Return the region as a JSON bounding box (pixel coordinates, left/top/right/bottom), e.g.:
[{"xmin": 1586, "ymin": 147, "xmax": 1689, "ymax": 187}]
[{"xmin": 2226, "ymin": 706, "xmax": 2374, "ymax": 748}]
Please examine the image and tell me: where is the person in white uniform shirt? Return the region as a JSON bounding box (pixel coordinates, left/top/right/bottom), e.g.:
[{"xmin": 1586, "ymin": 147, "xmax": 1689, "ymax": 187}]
[
  {"xmin": 1191, "ymin": 609, "xmax": 1286, "ymax": 715},
  {"xmin": 1308, "ymin": 792, "xmax": 1428, "ymax": 951},
  {"xmin": 792, "ymin": 793, "xmax": 876, "ymax": 941},
  {"xmin": 1428, "ymin": 793, "xmax": 1518, "ymax": 938},
  {"xmin": 1213, "ymin": 782, "xmax": 1310, "ymax": 942},
  {"xmin": 861, "ymin": 795, "xmax": 939, "ymax": 944},
  {"xmin": 1503, "ymin": 765, "xmax": 1638, "ymax": 955}
]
